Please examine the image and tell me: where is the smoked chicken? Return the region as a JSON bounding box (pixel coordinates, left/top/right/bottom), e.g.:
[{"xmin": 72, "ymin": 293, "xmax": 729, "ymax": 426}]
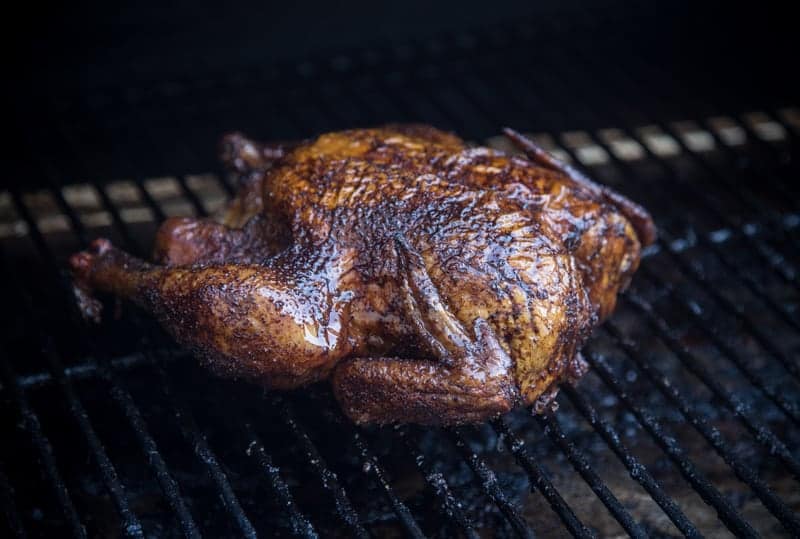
[{"xmin": 69, "ymin": 125, "xmax": 655, "ymax": 425}]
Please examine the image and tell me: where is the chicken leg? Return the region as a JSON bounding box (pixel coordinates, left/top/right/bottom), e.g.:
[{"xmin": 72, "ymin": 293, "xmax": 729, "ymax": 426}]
[{"xmin": 70, "ymin": 238, "xmax": 350, "ymax": 388}]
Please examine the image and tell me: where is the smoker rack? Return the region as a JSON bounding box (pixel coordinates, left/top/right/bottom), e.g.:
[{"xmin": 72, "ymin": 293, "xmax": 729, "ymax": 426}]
[{"xmin": 2, "ymin": 12, "xmax": 800, "ymax": 539}]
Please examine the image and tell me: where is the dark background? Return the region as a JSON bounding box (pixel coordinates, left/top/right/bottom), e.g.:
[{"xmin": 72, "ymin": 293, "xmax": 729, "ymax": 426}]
[
  {"xmin": 4, "ymin": 0, "xmax": 798, "ymax": 187},
  {"xmin": 9, "ymin": 2, "xmax": 794, "ymax": 95}
]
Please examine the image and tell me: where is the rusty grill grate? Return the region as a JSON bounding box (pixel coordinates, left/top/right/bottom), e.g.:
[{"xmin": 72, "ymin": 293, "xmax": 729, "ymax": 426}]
[{"xmin": 2, "ymin": 13, "xmax": 800, "ymax": 539}]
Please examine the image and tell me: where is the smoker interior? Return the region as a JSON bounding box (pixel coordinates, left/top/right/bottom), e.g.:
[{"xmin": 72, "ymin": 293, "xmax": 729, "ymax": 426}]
[{"xmin": 3, "ymin": 6, "xmax": 800, "ymax": 538}]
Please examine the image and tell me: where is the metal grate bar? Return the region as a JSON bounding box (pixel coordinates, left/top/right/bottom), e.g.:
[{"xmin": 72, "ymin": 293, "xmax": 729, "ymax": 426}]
[
  {"xmin": 583, "ymin": 352, "xmax": 759, "ymax": 537},
  {"xmin": 0, "ymin": 350, "xmax": 86, "ymax": 539},
  {"xmin": 348, "ymin": 427, "xmax": 427, "ymax": 539},
  {"xmin": 491, "ymin": 418, "xmax": 596, "ymax": 539},
  {"xmin": 104, "ymin": 248, "xmax": 258, "ymax": 537},
  {"xmin": 7, "ymin": 194, "xmax": 146, "ymax": 538},
  {"xmin": 534, "ymin": 415, "xmax": 647, "ymax": 539},
  {"xmin": 277, "ymin": 398, "xmax": 370, "ymax": 539},
  {"xmin": 93, "ymin": 364, "xmax": 202, "ymax": 539},
  {"xmin": 561, "ymin": 385, "xmax": 702, "ymax": 538},
  {"xmin": 0, "ymin": 462, "xmax": 25, "ymax": 539},
  {"xmin": 766, "ymin": 109, "xmax": 800, "ymax": 146},
  {"xmin": 599, "ymin": 321, "xmax": 800, "ymax": 534},
  {"xmin": 312, "ymin": 397, "xmax": 426, "ymax": 538},
  {"xmin": 398, "ymin": 427, "xmax": 481, "ymax": 539},
  {"xmin": 14, "ymin": 349, "xmax": 192, "ymax": 390},
  {"xmin": 37, "ymin": 337, "xmax": 145, "ymax": 539},
  {"xmin": 720, "ymin": 110, "xmax": 796, "ymax": 172},
  {"xmin": 621, "ymin": 293, "xmax": 800, "ymax": 481},
  {"xmin": 654, "ymin": 238, "xmax": 800, "ymax": 381},
  {"xmin": 449, "ymin": 429, "xmax": 536, "ymax": 539},
  {"xmin": 96, "ymin": 382, "xmax": 206, "ymax": 538},
  {"xmin": 132, "ymin": 175, "xmax": 169, "ymax": 222},
  {"xmin": 637, "ymin": 265, "xmax": 800, "ymax": 426},
  {"xmin": 174, "ymin": 174, "xmax": 209, "ymax": 215},
  {"xmin": 150, "ymin": 364, "xmax": 258, "ymax": 539},
  {"xmin": 672, "ymin": 231, "xmax": 799, "ymax": 331},
  {"xmin": 242, "ymin": 424, "xmax": 319, "ymax": 538},
  {"xmin": 18, "ymin": 168, "xmax": 205, "ymax": 537}
]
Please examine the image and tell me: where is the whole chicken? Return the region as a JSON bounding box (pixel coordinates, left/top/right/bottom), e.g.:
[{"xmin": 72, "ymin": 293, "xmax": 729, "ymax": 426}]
[{"xmin": 70, "ymin": 125, "xmax": 655, "ymax": 425}]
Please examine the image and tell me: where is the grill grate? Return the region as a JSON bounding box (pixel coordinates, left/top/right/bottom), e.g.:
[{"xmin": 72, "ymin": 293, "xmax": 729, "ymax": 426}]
[{"xmin": 2, "ymin": 12, "xmax": 800, "ymax": 538}]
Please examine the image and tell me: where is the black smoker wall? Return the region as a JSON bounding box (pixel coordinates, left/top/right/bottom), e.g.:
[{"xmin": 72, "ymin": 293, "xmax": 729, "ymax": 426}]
[{"xmin": 7, "ymin": 1, "xmax": 796, "ymax": 96}]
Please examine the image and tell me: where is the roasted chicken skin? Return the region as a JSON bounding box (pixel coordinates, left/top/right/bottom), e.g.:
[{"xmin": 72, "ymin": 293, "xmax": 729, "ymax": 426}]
[{"xmin": 70, "ymin": 125, "xmax": 654, "ymax": 425}]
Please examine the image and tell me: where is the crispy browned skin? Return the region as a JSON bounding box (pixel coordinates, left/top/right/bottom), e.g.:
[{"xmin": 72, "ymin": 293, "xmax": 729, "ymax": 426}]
[{"xmin": 69, "ymin": 125, "xmax": 654, "ymax": 425}]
